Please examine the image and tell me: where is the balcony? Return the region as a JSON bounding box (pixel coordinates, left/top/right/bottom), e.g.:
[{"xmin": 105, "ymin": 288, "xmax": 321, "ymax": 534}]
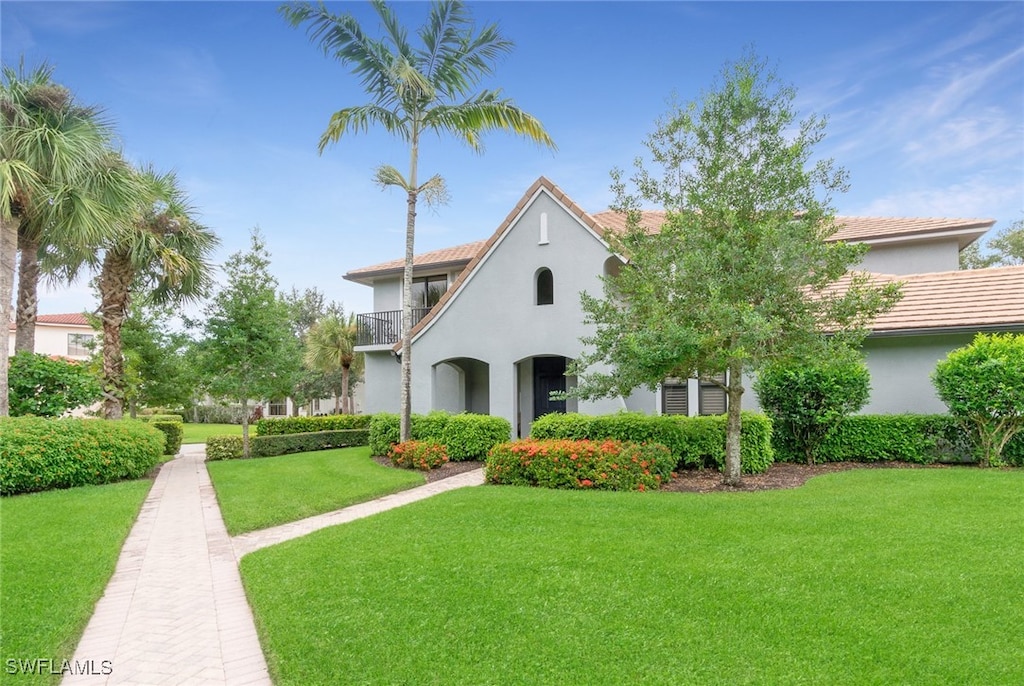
[{"xmin": 356, "ymin": 308, "xmax": 432, "ymax": 347}]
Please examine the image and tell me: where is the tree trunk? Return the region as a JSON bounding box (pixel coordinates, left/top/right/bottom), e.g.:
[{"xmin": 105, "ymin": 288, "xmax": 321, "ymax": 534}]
[
  {"xmin": 723, "ymin": 359, "xmax": 744, "ymax": 486},
  {"xmin": 400, "ymin": 131, "xmax": 420, "ymax": 443},
  {"xmin": 334, "ymin": 392, "xmax": 340, "ymax": 414},
  {"xmin": 241, "ymin": 397, "xmax": 250, "ymax": 459},
  {"xmin": 0, "ymin": 216, "xmax": 19, "ymax": 417},
  {"xmin": 99, "ymin": 250, "xmax": 135, "ymax": 420},
  {"xmin": 15, "ymin": 231, "xmax": 41, "ymax": 353},
  {"xmin": 341, "ymin": 364, "xmax": 350, "ymax": 415}
]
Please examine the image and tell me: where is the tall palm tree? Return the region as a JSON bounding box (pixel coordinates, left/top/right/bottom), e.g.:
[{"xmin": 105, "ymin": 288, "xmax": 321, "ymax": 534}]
[
  {"xmin": 0, "ymin": 63, "xmax": 126, "ymax": 415},
  {"xmin": 304, "ymin": 313, "xmax": 360, "ymax": 414},
  {"xmin": 88, "ymin": 166, "xmax": 219, "ymax": 419},
  {"xmin": 282, "ymin": 0, "xmax": 555, "ymax": 440}
]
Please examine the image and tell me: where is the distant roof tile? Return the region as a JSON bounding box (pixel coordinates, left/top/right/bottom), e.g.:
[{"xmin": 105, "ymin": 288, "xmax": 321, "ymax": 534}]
[
  {"xmin": 344, "ymin": 241, "xmax": 487, "ymax": 281},
  {"xmin": 8, "ymin": 313, "xmax": 92, "ymax": 331}
]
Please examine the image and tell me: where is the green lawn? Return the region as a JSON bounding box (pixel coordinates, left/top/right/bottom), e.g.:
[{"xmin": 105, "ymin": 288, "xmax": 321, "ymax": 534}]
[
  {"xmin": 181, "ymin": 422, "xmax": 242, "ymax": 444},
  {"xmin": 241, "ymin": 468, "xmax": 1024, "ymax": 685},
  {"xmin": 0, "ymin": 481, "xmax": 152, "ymax": 685},
  {"xmin": 206, "ymin": 446, "xmax": 425, "ymax": 535}
]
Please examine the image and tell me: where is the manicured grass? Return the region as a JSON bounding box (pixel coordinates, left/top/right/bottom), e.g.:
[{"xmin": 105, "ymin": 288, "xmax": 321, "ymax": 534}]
[
  {"xmin": 0, "ymin": 481, "xmax": 152, "ymax": 685},
  {"xmin": 181, "ymin": 422, "xmax": 242, "ymax": 444},
  {"xmin": 241, "ymin": 468, "xmax": 1024, "ymax": 685},
  {"xmin": 206, "ymin": 446, "xmax": 424, "ymax": 535}
]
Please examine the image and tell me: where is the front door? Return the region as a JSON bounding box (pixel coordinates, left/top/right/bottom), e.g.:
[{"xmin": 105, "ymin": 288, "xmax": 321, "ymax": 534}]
[{"xmin": 533, "ymin": 356, "xmax": 567, "ymax": 419}]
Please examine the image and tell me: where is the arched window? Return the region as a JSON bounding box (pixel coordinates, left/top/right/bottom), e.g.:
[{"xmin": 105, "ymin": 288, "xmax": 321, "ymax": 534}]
[{"xmin": 536, "ymin": 268, "xmax": 553, "ymax": 305}]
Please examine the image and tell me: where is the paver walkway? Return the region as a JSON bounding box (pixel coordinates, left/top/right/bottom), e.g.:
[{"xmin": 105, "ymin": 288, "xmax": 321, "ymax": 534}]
[
  {"xmin": 63, "ymin": 444, "xmax": 485, "ymax": 685},
  {"xmin": 64, "ymin": 445, "xmax": 270, "ymax": 686}
]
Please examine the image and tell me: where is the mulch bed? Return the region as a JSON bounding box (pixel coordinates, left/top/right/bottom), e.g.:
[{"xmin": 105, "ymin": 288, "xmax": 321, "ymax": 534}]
[
  {"xmin": 659, "ymin": 460, "xmax": 949, "ymax": 493},
  {"xmin": 374, "ymin": 455, "xmax": 954, "ymax": 491}
]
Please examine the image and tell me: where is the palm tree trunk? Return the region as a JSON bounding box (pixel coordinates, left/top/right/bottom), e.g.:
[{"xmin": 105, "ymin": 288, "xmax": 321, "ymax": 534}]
[
  {"xmin": 399, "ymin": 129, "xmax": 420, "ymax": 442},
  {"xmin": 341, "ymin": 364, "xmax": 350, "ymax": 415},
  {"xmin": 334, "ymin": 392, "xmax": 340, "ymax": 414},
  {"xmin": 722, "ymin": 358, "xmax": 744, "ymax": 487},
  {"xmin": 0, "ymin": 216, "xmax": 18, "ymax": 417},
  {"xmin": 14, "ymin": 231, "xmax": 41, "ymax": 353},
  {"xmin": 99, "ymin": 250, "xmax": 135, "ymax": 420}
]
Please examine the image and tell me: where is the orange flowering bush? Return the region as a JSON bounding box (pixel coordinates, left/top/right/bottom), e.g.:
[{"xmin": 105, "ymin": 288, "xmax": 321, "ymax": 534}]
[
  {"xmin": 485, "ymin": 438, "xmax": 673, "ymax": 492},
  {"xmin": 388, "ymin": 440, "xmax": 449, "ymax": 471}
]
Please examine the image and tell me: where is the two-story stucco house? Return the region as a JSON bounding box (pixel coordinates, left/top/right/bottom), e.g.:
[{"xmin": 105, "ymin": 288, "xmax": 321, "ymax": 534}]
[
  {"xmin": 347, "ymin": 177, "xmax": 1024, "ymax": 437},
  {"xmin": 7, "ymin": 313, "xmax": 98, "ymax": 360}
]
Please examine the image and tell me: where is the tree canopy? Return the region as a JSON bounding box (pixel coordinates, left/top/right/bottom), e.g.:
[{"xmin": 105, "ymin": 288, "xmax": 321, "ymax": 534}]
[
  {"xmin": 571, "ymin": 52, "xmax": 901, "ymax": 484},
  {"xmin": 197, "ymin": 230, "xmax": 301, "ymax": 457}
]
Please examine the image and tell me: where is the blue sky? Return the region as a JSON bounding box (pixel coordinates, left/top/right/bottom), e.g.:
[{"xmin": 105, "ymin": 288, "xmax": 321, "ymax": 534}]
[{"xmin": 3, "ymin": 1, "xmax": 1022, "ymax": 318}]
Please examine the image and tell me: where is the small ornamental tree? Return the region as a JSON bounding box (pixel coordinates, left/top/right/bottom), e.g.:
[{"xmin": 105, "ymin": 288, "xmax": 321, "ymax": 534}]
[
  {"xmin": 755, "ymin": 348, "xmax": 870, "ymax": 464},
  {"xmin": 932, "ymin": 333, "xmax": 1024, "ymax": 467},
  {"xmin": 8, "ymin": 351, "xmax": 102, "ymax": 417}
]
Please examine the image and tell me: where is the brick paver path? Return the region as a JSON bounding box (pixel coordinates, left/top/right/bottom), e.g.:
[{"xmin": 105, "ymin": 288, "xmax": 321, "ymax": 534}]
[
  {"xmin": 63, "ymin": 445, "xmax": 486, "ymax": 685},
  {"xmin": 63, "ymin": 445, "xmax": 271, "ymax": 686}
]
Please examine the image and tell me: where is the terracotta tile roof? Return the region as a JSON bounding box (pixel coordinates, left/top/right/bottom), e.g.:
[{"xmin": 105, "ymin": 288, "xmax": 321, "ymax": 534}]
[
  {"xmin": 589, "ymin": 211, "xmax": 993, "ymax": 245},
  {"xmin": 8, "ymin": 312, "xmax": 92, "ymax": 331},
  {"xmin": 344, "ymin": 241, "xmax": 487, "ymax": 281},
  {"xmin": 865, "ymin": 266, "xmax": 1024, "ymax": 334},
  {"xmin": 394, "ymin": 176, "xmax": 606, "ymax": 351}
]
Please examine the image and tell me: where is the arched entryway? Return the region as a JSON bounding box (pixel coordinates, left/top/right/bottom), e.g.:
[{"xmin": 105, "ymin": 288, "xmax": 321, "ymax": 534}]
[
  {"xmin": 514, "ymin": 355, "xmax": 577, "ymax": 437},
  {"xmin": 432, "ymin": 357, "xmax": 490, "ymax": 414}
]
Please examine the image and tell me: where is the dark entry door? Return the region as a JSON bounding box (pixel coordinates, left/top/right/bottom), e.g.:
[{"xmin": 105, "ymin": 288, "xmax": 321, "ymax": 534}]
[{"xmin": 533, "ymin": 356, "xmax": 567, "ymax": 418}]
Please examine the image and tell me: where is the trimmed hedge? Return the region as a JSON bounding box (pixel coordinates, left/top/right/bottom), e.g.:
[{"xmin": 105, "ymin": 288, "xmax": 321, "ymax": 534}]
[
  {"xmin": 530, "ymin": 412, "xmax": 774, "ymax": 474},
  {"xmin": 368, "ymin": 411, "xmax": 511, "ymax": 461},
  {"xmin": 151, "ymin": 421, "xmax": 183, "ymax": 456},
  {"xmin": 780, "ymin": 414, "xmax": 1024, "ymax": 466},
  {"xmin": 486, "ymin": 439, "xmax": 675, "ymax": 491},
  {"xmin": 1, "ymin": 417, "xmax": 164, "ymax": 495},
  {"xmin": 256, "ymin": 414, "xmax": 372, "ymax": 436},
  {"xmin": 204, "ymin": 429, "xmax": 370, "ymax": 461},
  {"xmin": 139, "ymin": 414, "xmax": 185, "ymax": 424}
]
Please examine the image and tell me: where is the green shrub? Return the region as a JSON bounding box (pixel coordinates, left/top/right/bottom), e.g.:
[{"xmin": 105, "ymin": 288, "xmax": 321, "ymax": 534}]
[
  {"xmin": 256, "ymin": 414, "xmax": 372, "ymax": 436},
  {"xmin": 0, "ymin": 417, "xmax": 163, "ymax": 495},
  {"xmin": 389, "ymin": 441, "xmax": 449, "ymax": 470},
  {"xmin": 139, "ymin": 414, "xmax": 185, "ymax": 424},
  {"xmin": 486, "ymin": 439, "xmax": 674, "ymax": 491},
  {"xmin": 933, "ymin": 333, "xmax": 1024, "ymax": 466},
  {"xmin": 205, "ymin": 430, "xmax": 370, "ymax": 461},
  {"xmin": 530, "ymin": 412, "xmax": 774, "ymax": 474},
  {"xmin": 368, "ymin": 411, "xmax": 509, "ymax": 460},
  {"xmin": 439, "ymin": 414, "xmax": 511, "ymax": 461},
  {"xmin": 192, "ymin": 403, "xmax": 247, "ymax": 424},
  {"xmin": 8, "ymin": 351, "xmax": 102, "ymax": 418},
  {"xmin": 151, "ymin": 421, "xmax": 183, "ymax": 456},
  {"xmin": 206, "ymin": 435, "xmax": 244, "ymax": 461},
  {"xmin": 755, "ymin": 351, "xmax": 870, "ymax": 465},
  {"xmin": 788, "ymin": 415, "xmax": 966, "ymax": 465}
]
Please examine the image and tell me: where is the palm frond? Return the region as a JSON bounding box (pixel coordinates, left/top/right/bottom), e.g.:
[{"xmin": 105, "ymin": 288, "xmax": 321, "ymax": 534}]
[
  {"xmin": 319, "ymin": 104, "xmax": 408, "ymax": 151},
  {"xmin": 424, "ymin": 93, "xmax": 556, "ymax": 152}
]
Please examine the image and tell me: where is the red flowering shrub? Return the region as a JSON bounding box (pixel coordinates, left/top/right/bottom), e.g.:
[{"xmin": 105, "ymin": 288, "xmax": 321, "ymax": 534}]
[
  {"xmin": 388, "ymin": 440, "xmax": 449, "ymax": 471},
  {"xmin": 485, "ymin": 439, "xmax": 673, "ymax": 492}
]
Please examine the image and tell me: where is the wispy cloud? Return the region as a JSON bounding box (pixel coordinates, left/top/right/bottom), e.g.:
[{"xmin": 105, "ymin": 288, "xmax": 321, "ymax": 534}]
[
  {"xmin": 108, "ymin": 47, "xmax": 226, "ymax": 107},
  {"xmin": 853, "ymin": 174, "xmax": 1022, "ymax": 220}
]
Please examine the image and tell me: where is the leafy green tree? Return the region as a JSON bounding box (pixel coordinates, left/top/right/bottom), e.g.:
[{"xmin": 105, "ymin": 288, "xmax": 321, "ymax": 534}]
[
  {"xmin": 198, "ymin": 231, "xmax": 301, "ymax": 457},
  {"xmin": 960, "ymin": 219, "xmax": 1023, "ymax": 269},
  {"xmin": 571, "ymin": 53, "xmax": 901, "ymax": 485},
  {"xmin": 282, "ymin": 0, "xmax": 555, "ymax": 441},
  {"xmin": 0, "ymin": 63, "xmax": 135, "ymax": 415},
  {"xmin": 8, "ymin": 351, "xmax": 102, "ymax": 417},
  {"xmin": 282, "ymin": 286, "xmax": 345, "ymax": 415},
  {"xmin": 933, "ymin": 333, "xmax": 1024, "ymax": 467},
  {"xmin": 754, "ymin": 347, "xmax": 870, "ymax": 465},
  {"xmin": 304, "ymin": 313, "xmax": 362, "ymax": 414}
]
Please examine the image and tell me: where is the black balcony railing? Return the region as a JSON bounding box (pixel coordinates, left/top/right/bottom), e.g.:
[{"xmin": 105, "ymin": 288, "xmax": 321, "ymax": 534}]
[{"xmin": 356, "ymin": 308, "xmax": 432, "ymax": 346}]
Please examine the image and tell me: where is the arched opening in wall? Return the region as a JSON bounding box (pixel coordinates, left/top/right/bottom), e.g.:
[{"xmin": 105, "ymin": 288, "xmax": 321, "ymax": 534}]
[
  {"xmin": 432, "ymin": 357, "xmax": 490, "ymax": 415},
  {"xmin": 603, "ymin": 256, "xmax": 622, "ymax": 279},
  {"xmin": 536, "ymin": 268, "xmax": 553, "ymax": 305}
]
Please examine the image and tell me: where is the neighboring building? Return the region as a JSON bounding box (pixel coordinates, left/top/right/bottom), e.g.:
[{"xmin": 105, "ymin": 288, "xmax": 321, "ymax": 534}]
[
  {"xmin": 7, "ymin": 313, "xmax": 98, "ymax": 360},
  {"xmin": 346, "ymin": 177, "xmax": 1023, "ymax": 436}
]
